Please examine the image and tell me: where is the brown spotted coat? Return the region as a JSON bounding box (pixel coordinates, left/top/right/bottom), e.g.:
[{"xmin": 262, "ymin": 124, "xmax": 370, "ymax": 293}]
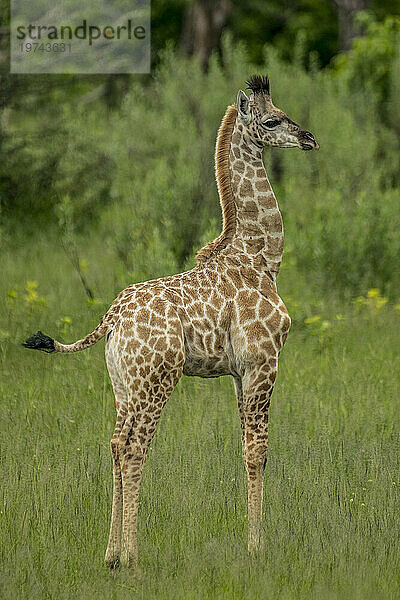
[{"xmin": 48, "ymin": 78, "xmax": 319, "ymax": 568}]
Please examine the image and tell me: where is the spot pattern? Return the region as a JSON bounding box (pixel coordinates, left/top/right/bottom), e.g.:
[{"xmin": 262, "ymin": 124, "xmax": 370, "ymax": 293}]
[
  {"xmin": 44, "ymin": 78, "xmax": 319, "ymax": 568},
  {"xmin": 102, "ymin": 103, "xmax": 291, "ymax": 566}
]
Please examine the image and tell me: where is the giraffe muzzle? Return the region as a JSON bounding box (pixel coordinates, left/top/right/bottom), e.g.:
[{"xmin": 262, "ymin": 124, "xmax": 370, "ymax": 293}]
[{"xmin": 299, "ymin": 130, "xmax": 319, "ymax": 151}]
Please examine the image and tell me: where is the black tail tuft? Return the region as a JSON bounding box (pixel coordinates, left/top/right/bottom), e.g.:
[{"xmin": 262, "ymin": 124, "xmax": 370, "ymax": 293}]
[{"xmin": 23, "ymin": 330, "xmax": 56, "ymax": 354}]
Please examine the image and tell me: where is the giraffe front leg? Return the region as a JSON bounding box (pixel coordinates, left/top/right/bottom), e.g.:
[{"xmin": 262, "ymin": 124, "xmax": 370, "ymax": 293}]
[{"xmin": 240, "ymin": 362, "xmax": 276, "ymax": 554}]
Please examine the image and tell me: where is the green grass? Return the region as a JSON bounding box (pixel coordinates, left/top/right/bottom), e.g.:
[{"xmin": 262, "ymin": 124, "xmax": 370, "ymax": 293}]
[{"xmin": 1, "ymin": 240, "xmax": 400, "ymax": 599}]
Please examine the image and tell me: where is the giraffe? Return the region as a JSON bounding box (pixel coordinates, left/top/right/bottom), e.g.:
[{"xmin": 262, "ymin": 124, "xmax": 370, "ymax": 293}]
[{"xmin": 24, "ymin": 74, "xmax": 319, "ymax": 569}]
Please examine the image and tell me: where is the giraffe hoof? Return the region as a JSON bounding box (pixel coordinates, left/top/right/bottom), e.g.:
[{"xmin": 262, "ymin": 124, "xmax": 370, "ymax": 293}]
[
  {"xmin": 105, "ymin": 550, "xmax": 121, "ymax": 571},
  {"xmin": 106, "ymin": 557, "xmax": 120, "ymax": 572}
]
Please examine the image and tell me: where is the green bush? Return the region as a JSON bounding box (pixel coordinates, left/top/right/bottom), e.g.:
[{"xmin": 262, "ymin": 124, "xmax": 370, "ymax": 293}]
[
  {"xmin": 96, "ymin": 36, "xmax": 399, "ymax": 294},
  {"xmin": 2, "ymin": 24, "xmax": 399, "ymax": 296}
]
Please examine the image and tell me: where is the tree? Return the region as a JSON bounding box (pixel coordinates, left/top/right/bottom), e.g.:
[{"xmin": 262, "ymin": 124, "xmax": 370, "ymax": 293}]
[
  {"xmin": 181, "ymin": 0, "xmax": 232, "ymax": 71},
  {"xmin": 331, "ymin": 0, "xmax": 370, "ymax": 50}
]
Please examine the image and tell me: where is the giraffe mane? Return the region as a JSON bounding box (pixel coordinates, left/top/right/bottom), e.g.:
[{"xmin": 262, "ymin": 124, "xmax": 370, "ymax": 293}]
[
  {"xmin": 245, "ymin": 74, "xmax": 270, "ymax": 96},
  {"xmin": 196, "ymin": 104, "xmax": 238, "ymax": 265}
]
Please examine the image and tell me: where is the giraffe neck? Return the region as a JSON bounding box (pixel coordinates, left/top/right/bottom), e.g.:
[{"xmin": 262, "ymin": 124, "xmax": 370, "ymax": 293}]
[
  {"xmin": 195, "ymin": 105, "xmax": 284, "ymax": 276},
  {"xmin": 229, "ymin": 118, "xmax": 284, "ymax": 277}
]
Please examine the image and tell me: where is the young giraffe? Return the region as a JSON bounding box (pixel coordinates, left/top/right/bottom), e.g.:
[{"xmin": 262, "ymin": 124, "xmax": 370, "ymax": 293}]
[{"xmin": 24, "ymin": 75, "xmax": 318, "ymax": 569}]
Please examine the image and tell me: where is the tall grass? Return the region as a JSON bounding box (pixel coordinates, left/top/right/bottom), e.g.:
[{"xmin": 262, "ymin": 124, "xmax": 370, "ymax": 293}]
[{"xmin": 0, "ymin": 236, "xmax": 399, "ymax": 600}]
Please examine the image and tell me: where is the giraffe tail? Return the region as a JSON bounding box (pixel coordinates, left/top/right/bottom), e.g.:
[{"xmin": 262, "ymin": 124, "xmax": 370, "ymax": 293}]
[{"xmin": 23, "ymin": 319, "xmax": 111, "ymax": 354}]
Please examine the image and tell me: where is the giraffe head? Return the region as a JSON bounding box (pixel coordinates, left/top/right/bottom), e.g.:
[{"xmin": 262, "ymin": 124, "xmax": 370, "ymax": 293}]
[{"xmin": 237, "ymin": 74, "xmax": 319, "ymax": 151}]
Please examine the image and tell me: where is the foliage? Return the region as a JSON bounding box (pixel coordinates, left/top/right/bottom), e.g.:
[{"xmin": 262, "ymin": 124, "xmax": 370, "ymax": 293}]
[
  {"xmin": 1, "ymin": 16, "xmax": 400, "ymax": 296},
  {"xmin": 229, "ymin": 0, "xmax": 339, "ymax": 67},
  {"xmin": 98, "ymin": 34, "xmax": 399, "ymax": 293},
  {"xmin": 334, "ymin": 14, "xmax": 400, "ymax": 112},
  {"xmin": 151, "ymin": 0, "xmax": 400, "ymax": 68}
]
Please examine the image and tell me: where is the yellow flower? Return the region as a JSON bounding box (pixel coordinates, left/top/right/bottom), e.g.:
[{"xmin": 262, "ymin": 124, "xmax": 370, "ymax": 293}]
[
  {"xmin": 376, "ymin": 297, "xmax": 388, "ymax": 310},
  {"xmin": 61, "ymin": 316, "xmax": 72, "ymax": 325},
  {"xmin": 395, "ymin": 304, "xmax": 400, "ymax": 312},
  {"xmin": 23, "ymin": 281, "xmax": 46, "ymax": 307},
  {"xmin": 367, "ymin": 288, "xmax": 379, "ymax": 298},
  {"xmin": 26, "ymin": 280, "xmax": 38, "ymax": 291},
  {"xmin": 24, "ymin": 281, "xmax": 39, "ymax": 303},
  {"xmin": 304, "ymin": 315, "xmax": 321, "ymax": 324}
]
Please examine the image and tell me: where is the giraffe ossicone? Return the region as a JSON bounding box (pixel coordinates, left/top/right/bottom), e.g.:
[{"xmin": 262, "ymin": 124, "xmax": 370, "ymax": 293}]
[{"xmin": 24, "ymin": 74, "xmax": 319, "ymax": 569}]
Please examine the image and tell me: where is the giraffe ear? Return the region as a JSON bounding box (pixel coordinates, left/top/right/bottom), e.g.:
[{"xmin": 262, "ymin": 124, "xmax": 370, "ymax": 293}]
[{"xmin": 237, "ymin": 90, "xmax": 251, "ymax": 124}]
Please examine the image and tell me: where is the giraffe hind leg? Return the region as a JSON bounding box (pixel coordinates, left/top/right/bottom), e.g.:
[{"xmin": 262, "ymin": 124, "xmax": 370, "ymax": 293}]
[
  {"xmin": 104, "ymin": 356, "xmax": 128, "ymax": 569},
  {"xmin": 107, "ymin": 305, "xmax": 185, "ymax": 569},
  {"xmin": 118, "ymin": 363, "xmax": 184, "ymax": 569}
]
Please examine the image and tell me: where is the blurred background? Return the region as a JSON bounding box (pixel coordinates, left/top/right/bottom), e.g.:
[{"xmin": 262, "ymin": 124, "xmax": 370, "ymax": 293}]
[{"xmin": 0, "ymin": 0, "xmax": 399, "ymax": 321}]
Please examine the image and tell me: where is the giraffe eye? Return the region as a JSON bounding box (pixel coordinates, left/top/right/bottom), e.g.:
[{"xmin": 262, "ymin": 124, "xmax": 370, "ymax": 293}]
[{"xmin": 263, "ymin": 119, "xmax": 281, "ymax": 128}]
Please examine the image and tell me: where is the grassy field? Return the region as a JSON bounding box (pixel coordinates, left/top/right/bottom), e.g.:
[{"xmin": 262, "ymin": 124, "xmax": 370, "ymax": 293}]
[{"xmin": 1, "ymin": 239, "xmax": 400, "ymax": 600}]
